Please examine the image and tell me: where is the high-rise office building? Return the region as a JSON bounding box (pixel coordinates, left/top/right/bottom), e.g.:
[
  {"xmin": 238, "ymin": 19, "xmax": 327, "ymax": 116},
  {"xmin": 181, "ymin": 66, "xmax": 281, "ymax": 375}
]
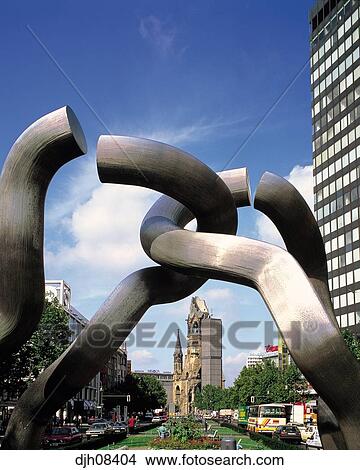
[{"xmin": 310, "ymin": 0, "xmax": 360, "ymax": 332}]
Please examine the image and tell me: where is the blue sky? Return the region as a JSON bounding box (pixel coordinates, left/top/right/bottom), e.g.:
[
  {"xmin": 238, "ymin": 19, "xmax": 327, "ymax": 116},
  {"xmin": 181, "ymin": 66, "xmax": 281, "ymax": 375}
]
[{"xmin": 0, "ymin": 0, "xmax": 316, "ymax": 384}]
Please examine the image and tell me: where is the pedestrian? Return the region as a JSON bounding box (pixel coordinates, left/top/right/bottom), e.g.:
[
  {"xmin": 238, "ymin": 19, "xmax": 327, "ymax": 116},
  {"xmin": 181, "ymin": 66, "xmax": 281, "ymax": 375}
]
[{"xmin": 128, "ymin": 415, "xmax": 136, "ymax": 434}]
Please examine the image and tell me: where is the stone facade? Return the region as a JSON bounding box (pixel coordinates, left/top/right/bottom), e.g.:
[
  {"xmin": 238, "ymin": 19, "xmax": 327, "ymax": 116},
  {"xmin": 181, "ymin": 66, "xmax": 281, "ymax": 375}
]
[{"xmin": 172, "ymin": 297, "xmax": 223, "ymax": 415}]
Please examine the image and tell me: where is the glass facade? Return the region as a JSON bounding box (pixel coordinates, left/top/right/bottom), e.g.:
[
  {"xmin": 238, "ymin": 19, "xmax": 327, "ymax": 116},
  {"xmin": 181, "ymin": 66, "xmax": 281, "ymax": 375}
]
[{"xmin": 311, "ymin": 0, "xmax": 360, "ymax": 330}]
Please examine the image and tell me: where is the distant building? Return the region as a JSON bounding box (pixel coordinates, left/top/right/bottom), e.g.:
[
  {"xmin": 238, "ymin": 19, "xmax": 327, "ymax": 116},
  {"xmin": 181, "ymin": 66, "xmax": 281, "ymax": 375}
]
[
  {"xmin": 172, "ymin": 297, "xmax": 223, "ymax": 415},
  {"xmin": 45, "ymin": 280, "xmax": 100, "ymax": 421},
  {"xmin": 45, "ymin": 280, "xmax": 129, "ymax": 421},
  {"xmin": 101, "ymin": 344, "xmax": 128, "ymax": 391},
  {"xmin": 133, "ymin": 370, "xmax": 173, "ymax": 406},
  {"xmin": 246, "ymin": 335, "xmax": 292, "ymax": 371},
  {"xmin": 246, "ymin": 353, "xmax": 264, "ymax": 368}
]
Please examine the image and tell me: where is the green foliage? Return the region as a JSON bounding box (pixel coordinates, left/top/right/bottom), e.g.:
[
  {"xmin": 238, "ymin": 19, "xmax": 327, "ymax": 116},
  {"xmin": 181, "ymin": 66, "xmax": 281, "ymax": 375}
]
[
  {"xmin": 194, "ymin": 385, "xmax": 233, "ymax": 411},
  {"xmin": 248, "ymin": 430, "xmax": 303, "ymax": 450},
  {"xmin": 167, "ymin": 416, "xmax": 203, "ymax": 443},
  {"xmin": 231, "ymin": 362, "xmax": 307, "ymax": 406},
  {"xmin": 0, "ymin": 298, "xmax": 71, "ymax": 398},
  {"xmin": 118, "ymin": 374, "xmax": 167, "ymax": 413},
  {"xmin": 30, "ymin": 298, "xmax": 71, "ymax": 377},
  {"xmin": 195, "ymin": 363, "xmax": 307, "ymax": 411},
  {"xmin": 151, "ymin": 436, "xmax": 219, "ymax": 450},
  {"xmin": 342, "ymin": 329, "xmax": 360, "ymax": 361}
]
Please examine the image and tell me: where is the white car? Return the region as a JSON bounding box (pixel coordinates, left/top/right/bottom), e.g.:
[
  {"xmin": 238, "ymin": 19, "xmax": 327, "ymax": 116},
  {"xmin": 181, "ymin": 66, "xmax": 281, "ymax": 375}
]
[
  {"xmin": 287, "ymin": 422, "xmax": 313, "ymax": 442},
  {"xmin": 86, "ymin": 422, "xmax": 113, "ymax": 439},
  {"xmin": 152, "ymin": 416, "xmax": 162, "ymax": 423}
]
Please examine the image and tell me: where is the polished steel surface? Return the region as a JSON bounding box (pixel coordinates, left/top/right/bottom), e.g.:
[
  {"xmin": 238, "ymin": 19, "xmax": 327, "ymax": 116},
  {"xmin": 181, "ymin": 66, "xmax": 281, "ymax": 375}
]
[
  {"xmin": 2, "ymin": 138, "xmax": 249, "ymax": 449},
  {"xmin": 0, "ymin": 106, "xmax": 87, "ymax": 358},
  {"xmin": 254, "ymin": 172, "xmax": 346, "ymax": 449},
  {"xmin": 150, "ymin": 231, "xmax": 360, "ymax": 449},
  {"xmin": 3, "ymin": 134, "xmax": 360, "ymax": 450}
]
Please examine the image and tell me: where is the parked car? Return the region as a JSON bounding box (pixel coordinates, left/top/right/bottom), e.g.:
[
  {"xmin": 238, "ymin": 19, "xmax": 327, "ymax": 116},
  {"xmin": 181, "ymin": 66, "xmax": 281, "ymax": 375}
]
[
  {"xmin": 42, "ymin": 426, "xmax": 82, "ymax": 448},
  {"xmin": 86, "ymin": 422, "xmax": 113, "ymax": 439},
  {"xmin": 152, "ymin": 416, "xmax": 162, "ymax": 423},
  {"xmin": 144, "ymin": 412, "xmax": 153, "ymax": 421},
  {"xmin": 111, "ymin": 422, "xmax": 128, "ymax": 435},
  {"xmin": 287, "ymin": 422, "xmax": 313, "ymax": 442},
  {"xmin": 89, "ymin": 418, "xmax": 110, "ymax": 425},
  {"xmin": 272, "ymin": 425, "xmax": 301, "ymax": 444}
]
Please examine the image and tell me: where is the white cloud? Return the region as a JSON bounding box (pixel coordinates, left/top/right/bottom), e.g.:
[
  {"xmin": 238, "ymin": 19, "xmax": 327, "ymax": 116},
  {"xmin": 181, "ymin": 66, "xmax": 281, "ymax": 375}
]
[
  {"xmin": 141, "ymin": 117, "xmax": 247, "ymax": 146},
  {"xmin": 202, "ymin": 287, "xmax": 233, "ymax": 301},
  {"xmin": 45, "ymin": 167, "xmax": 160, "ymax": 312},
  {"xmin": 255, "ymin": 164, "xmax": 313, "ymax": 247},
  {"xmin": 45, "ymin": 156, "xmax": 99, "ymax": 228},
  {"xmin": 139, "ymin": 16, "xmax": 176, "ymax": 55},
  {"xmin": 131, "ymin": 349, "xmax": 158, "ymax": 369},
  {"xmin": 223, "ymin": 352, "xmax": 248, "ymax": 386}
]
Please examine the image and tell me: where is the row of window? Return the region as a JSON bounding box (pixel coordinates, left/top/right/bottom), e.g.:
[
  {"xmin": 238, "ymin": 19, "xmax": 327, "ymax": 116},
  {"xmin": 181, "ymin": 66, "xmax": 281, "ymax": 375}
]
[
  {"xmin": 329, "ymin": 268, "xmax": 360, "ymax": 290},
  {"xmin": 315, "ymin": 139, "xmax": 360, "ymax": 188},
  {"xmin": 332, "ymin": 289, "xmax": 360, "ymax": 308},
  {"xmin": 313, "ymin": 47, "xmax": 360, "ymax": 100},
  {"xmin": 313, "ymin": 84, "xmax": 360, "ymax": 134},
  {"xmin": 311, "ymin": 24, "xmax": 359, "ymax": 84},
  {"xmin": 327, "ymin": 246, "xmax": 360, "ymax": 272},
  {"xmin": 314, "ymin": 100, "xmax": 360, "ymax": 150},
  {"xmin": 336, "ymin": 311, "xmax": 360, "ymax": 328},
  {"xmin": 313, "ymin": 65, "xmax": 360, "ymax": 118},
  {"xmin": 314, "ymin": 138, "xmax": 359, "ymax": 172},
  {"xmin": 319, "ymin": 207, "xmax": 360, "ymax": 237},
  {"xmin": 311, "ymin": 0, "xmax": 355, "ymax": 53},
  {"xmin": 317, "ymin": 185, "xmax": 360, "ymax": 218},
  {"xmin": 315, "ymin": 168, "xmax": 359, "ymax": 211},
  {"xmin": 313, "ymin": 122, "xmax": 360, "ymax": 167},
  {"xmin": 327, "ymin": 239, "xmax": 360, "ymax": 272}
]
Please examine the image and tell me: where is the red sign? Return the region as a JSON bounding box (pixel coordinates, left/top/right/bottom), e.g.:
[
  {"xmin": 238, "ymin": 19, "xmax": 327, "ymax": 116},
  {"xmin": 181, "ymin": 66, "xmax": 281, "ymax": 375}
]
[{"xmin": 265, "ymin": 344, "xmax": 278, "ymax": 352}]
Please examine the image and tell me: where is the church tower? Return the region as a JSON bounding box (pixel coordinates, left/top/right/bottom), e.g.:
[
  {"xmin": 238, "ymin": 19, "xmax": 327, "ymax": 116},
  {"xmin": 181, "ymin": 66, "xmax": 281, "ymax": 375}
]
[{"xmin": 173, "ymin": 329, "xmax": 183, "ymax": 375}]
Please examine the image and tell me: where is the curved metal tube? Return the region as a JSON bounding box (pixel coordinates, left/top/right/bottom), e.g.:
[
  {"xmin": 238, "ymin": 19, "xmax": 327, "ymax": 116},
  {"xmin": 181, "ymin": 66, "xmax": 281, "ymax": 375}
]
[
  {"xmin": 254, "ymin": 172, "xmax": 344, "ymax": 449},
  {"xmin": 2, "ymin": 139, "xmax": 249, "ymax": 448},
  {"xmin": 0, "ymin": 106, "xmax": 87, "ymax": 357},
  {"xmin": 149, "ymin": 230, "xmax": 360, "ymax": 449}
]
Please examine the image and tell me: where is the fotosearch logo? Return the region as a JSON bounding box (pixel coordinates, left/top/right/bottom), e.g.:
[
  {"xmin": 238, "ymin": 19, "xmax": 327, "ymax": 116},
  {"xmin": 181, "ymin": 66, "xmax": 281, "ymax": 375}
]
[{"xmin": 71, "ymin": 319, "xmax": 318, "ymax": 351}]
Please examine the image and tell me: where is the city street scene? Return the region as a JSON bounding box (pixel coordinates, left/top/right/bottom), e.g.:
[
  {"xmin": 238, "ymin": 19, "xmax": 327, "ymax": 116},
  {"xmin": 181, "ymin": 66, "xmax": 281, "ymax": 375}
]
[{"xmin": 1, "ymin": 0, "xmax": 360, "ymax": 468}]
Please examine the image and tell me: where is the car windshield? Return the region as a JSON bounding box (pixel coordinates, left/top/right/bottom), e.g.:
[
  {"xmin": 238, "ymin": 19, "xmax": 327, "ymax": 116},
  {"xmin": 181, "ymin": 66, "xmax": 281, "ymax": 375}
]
[
  {"xmin": 285, "ymin": 426, "xmax": 298, "ymax": 432},
  {"xmin": 51, "ymin": 428, "xmax": 71, "ymax": 435},
  {"xmin": 91, "ymin": 424, "xmax": 106, "ymax": 429}
]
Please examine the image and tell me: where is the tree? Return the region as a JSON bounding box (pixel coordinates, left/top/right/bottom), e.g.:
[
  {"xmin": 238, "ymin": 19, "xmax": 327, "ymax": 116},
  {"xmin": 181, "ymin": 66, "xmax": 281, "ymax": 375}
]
[
  {"xmin": 29, "ymin": 298, "xmax": 71, "ymax": 378},
  {"xmin": 0, "ymin": 298, "xmax": 71, "ymax": 399},
  {"xmin": 231, "ymin": 362, "xmax": 307, "ymax": 406},
  {"xmin": 342, "ymin": 329, "xmax": 360, "ymax": 361},
  {"xmin": 118, "ymin": 374, "xmax": 167, "ymax": 413},
  {"xmin": 194, "ymin": 385, "xmax": 233, "ymax": 411}
]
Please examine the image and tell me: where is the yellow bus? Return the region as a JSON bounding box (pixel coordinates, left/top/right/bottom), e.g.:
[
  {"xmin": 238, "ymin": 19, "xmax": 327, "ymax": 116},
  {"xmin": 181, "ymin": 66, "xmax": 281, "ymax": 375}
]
[{"xmin": 247, "ymin": 403, "xmax": 287, "ymax": 434}]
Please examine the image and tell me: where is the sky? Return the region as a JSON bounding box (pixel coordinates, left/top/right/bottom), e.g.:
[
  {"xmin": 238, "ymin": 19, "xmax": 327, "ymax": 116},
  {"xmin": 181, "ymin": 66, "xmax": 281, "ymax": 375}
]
[{"xmin": 0, "ymin": 0, "xmax": 316, "ymax": 385}]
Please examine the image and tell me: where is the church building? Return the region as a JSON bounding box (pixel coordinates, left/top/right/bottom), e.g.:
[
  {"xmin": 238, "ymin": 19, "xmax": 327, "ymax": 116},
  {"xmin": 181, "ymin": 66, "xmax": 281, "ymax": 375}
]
[{"xmin": 172, "ymin": 296, "xmax": 223, "ymax": 415}]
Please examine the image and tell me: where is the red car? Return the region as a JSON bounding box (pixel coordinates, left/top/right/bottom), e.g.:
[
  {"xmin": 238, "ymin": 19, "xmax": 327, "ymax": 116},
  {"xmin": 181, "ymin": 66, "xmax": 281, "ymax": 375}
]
[{"xmin": 42, "ymin": 426, "xmax": 82, "ymax": 448}]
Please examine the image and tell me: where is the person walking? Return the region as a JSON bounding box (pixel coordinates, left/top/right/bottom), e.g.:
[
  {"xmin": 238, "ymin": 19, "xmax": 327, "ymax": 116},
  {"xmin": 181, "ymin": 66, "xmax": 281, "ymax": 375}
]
[{"xmin": 128, "ymin": 415, "xmax": 136, "ymax": 434}]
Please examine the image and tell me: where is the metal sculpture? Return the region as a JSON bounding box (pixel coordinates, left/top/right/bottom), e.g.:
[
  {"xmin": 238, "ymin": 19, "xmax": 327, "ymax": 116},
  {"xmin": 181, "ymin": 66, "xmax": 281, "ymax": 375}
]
[
  {"xmin": 0, "ymin": 106, "xmax": 87, "ymax": 358},
  {"xmin": 1, "ymin": 121, "xmax": 360, "ymax": 449}
]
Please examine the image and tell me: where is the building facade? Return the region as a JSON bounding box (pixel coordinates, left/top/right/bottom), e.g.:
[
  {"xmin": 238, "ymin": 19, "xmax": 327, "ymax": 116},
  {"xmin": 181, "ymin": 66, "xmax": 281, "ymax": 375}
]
[
  {"xmin": 246, "ymin": 353, "xmax": 264, "ymax": 368},
  {"xmin": 45, "ymin": 281, "xmax": 101, "ymax": 421},
  {"xmin": 310, "ymin": 0, "xmax": 360, "ymax": 332},
  {"xmin": 172, "ymin": 297, "xmax": 223, "ymax": 415},
  {"xmin": 133, "ymin": 370, "xmax": 174, "ymax": 406}
]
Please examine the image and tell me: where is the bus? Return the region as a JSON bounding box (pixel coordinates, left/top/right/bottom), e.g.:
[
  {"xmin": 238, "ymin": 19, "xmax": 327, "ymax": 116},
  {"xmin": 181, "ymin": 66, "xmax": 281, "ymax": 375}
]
[
  {"xmin": 238, "ymin": 405, "xmax": 249, "ymax": 429},
  {"xmin": 247, "ymin": 403, "xmax": 287, "ymax": 434}
]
